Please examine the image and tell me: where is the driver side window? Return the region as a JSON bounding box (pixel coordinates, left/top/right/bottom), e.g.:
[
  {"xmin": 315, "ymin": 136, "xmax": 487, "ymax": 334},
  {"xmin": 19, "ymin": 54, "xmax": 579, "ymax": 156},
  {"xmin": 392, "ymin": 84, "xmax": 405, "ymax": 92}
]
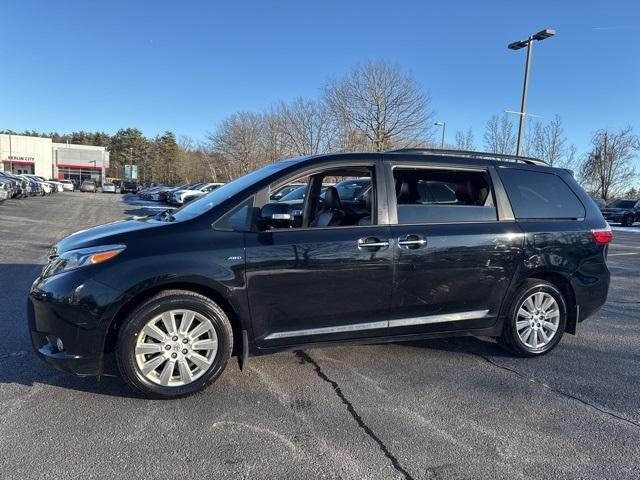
[{"xmin": 264, "ymin": 165, "xmax": 376, "ymax": 229}]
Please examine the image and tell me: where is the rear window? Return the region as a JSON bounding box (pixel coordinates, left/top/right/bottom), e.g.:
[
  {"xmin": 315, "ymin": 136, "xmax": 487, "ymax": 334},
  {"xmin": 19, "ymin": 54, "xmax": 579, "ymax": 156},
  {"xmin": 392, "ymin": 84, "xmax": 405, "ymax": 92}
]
[{"xmin": 499, "ymin": 169, "xmax": 585, "ymax": 220}]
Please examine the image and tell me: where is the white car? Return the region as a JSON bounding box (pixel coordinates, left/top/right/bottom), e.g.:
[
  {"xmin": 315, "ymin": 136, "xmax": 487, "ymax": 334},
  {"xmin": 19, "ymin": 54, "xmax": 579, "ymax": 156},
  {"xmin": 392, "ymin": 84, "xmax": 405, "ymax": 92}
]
[
  {"xmin": 171, "ymin": 182, "xmax": 224, "ymax": 205},
  {"xmin": 47, "ymin": 179, "xmax": 65, "ymax": 192},
  {"xmin": 102, "ymin": 182, "xmax": 117, "ymax": 193},
  {"xmin": 39, "ymin": 181, "xmax": 53, "ymax": 195},
  {"xmin": 58, "ymin": 179, "xmax": 75, "ymax": 191}
]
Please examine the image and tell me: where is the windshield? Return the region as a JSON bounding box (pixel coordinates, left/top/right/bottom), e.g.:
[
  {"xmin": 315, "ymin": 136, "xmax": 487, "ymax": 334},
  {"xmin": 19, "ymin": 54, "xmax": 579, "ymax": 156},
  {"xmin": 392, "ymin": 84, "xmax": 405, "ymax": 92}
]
[
  {"xmin": 607, "ymin": 200, "xmax": 636, "ymax": 208},
  {"xmin": 170, "ymin": 159, "xmax": 301, "ymax": 221}
]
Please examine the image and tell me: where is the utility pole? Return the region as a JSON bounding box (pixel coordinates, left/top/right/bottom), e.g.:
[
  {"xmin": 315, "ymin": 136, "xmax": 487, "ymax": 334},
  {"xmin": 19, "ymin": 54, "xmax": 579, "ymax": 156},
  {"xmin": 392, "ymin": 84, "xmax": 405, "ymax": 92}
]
[{"xmin": 434, "ymin": 122, "xmax": 446, "ymax": 148}]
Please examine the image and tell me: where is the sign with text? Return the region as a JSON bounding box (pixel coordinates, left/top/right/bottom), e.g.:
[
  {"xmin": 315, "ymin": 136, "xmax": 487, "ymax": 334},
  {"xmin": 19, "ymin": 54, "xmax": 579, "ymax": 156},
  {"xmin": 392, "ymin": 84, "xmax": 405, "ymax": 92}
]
[{"xmin": 124, "ymin": 164, "xmax": 138, "ymax": 180}]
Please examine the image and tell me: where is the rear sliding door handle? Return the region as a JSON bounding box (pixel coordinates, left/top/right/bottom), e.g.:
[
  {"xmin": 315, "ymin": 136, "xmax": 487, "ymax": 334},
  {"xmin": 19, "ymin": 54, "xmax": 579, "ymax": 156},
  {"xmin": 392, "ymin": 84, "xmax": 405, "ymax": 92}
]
[
  {"xmin": 397, "ymin": 235, "xmax": 427, "ymax": 249},
  {"xmin": 357, "ymin": 237, "xmax": 390, "ymax": 250}
]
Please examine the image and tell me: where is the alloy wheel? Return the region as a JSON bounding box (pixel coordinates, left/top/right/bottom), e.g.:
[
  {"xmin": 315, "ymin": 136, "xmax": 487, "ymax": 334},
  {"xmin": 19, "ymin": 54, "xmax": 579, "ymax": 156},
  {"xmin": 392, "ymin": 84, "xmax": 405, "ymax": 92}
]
[
  {"xmin": 515, "ymin": 292, "xmax": 560, "ymax": 349},
  {"xmin": 135, "ymin": 309, "xmax": 218, "ymax": 387}
]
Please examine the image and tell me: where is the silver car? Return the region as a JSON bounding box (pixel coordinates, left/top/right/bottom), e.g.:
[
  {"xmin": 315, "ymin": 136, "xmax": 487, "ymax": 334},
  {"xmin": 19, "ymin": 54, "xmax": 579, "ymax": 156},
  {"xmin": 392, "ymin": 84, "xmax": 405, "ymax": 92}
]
[{"xmin": 102, "ymin": 182, "xmax": 117, "ymax": 193}]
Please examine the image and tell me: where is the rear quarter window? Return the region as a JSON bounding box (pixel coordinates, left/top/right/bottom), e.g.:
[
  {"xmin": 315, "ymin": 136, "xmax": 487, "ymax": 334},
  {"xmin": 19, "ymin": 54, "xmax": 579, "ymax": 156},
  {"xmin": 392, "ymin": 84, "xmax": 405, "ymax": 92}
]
[{"xmin": 499, "ymin": 169, "xmax": 585, "ymax": 220}]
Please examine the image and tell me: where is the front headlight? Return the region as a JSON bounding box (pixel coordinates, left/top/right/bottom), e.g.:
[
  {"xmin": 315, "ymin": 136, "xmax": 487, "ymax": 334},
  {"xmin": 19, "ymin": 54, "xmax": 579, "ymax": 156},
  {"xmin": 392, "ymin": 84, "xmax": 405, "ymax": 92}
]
[{"xmin": 43, "ymin": 244, "xmax": 126, "ymax": 277}]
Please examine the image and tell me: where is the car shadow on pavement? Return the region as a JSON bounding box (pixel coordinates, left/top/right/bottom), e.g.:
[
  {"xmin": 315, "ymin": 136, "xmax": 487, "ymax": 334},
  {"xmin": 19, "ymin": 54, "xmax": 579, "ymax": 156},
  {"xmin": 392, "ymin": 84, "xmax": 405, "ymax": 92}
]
[
  {"xmin": 395, "ymin": 335, "xmax": 512, "ymax": 357},
  {"xmin": 0, "ymin": 263, "xmax": 143, "ymax": 399}
]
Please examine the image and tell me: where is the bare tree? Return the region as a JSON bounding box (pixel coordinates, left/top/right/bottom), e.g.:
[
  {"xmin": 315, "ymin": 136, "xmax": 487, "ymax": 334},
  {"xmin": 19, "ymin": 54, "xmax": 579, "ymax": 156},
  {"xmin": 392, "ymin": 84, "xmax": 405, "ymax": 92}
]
[
  {"xmin": 209, "ymin": 112, "xmax": 265, "ymax": 178},
  {"xmin": 262, "ymin": 109, "xmax": 291, "ymax": 164},
  {"xmin": 454, "ymin": 128, "xmax": 475, "ymax": 151},
  {"xmin": 526, "ymin": 115, "xmax": 570, "ymax": 166},
  {"xmin": 580, "ymin": 127, "xmax": 639, "ymax": 200},
  {"xmin": 483, "ymin": 114, "xmax": 516, "ymax": 154},
  {"xmin": 323, "ymin": 61, "xmax": 434, "ymax": 152},
  {"xmin": 277, "ymin": 98, "xmax": 336, "ymax": 156}
]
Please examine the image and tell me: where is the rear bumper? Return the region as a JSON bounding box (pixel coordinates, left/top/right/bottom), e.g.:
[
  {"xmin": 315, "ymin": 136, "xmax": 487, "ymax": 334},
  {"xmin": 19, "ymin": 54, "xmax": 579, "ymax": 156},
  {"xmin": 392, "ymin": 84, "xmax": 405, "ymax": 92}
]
[{"xmin": 573, "ymin": 259, "xmax": 610, "ymax": 323}]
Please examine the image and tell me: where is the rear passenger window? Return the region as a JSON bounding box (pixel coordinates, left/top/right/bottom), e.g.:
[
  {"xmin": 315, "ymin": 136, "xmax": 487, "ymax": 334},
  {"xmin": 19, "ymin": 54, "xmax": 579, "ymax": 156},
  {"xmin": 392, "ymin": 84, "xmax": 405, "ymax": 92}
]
[
  {"xmin": 393, "ymin": 168, "xmax": 497, "ymax": 224},
  {"xmin": 499, "ymin": 169, "xmax": 585, "ymax": 220}
]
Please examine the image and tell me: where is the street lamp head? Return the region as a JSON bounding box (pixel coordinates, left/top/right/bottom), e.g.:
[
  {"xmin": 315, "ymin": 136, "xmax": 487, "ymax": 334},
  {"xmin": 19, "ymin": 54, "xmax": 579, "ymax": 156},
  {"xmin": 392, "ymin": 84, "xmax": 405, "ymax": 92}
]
[
  {"xmin": 532, "ymin": 28, "xmax": 556, "ymax": 41},
  {"xmin": 508, "ymin": 40, "xmax": 528, "ymax": 50},
  {"xmin": 508, "ymin": 29, "xmax": 555, "ymax": 50},
  {"xmin": 434, "ymin": 122, "xmax": 445, "ymax": 126}
]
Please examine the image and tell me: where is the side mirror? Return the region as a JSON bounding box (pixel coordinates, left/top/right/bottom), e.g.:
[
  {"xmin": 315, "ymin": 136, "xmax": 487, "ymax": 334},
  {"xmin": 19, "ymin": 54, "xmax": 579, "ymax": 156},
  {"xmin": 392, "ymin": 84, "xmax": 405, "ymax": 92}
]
[{"xmin": 258, "ymin": 203, "xmax": 294, "ymax": 229}]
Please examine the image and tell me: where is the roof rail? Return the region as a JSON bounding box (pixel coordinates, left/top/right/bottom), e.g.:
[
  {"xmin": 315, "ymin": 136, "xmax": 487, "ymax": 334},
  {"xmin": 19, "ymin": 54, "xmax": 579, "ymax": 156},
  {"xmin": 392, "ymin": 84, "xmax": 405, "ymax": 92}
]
[{"xmin": 386, "ymin": 148, "xmax": 548, "ymax": 166}]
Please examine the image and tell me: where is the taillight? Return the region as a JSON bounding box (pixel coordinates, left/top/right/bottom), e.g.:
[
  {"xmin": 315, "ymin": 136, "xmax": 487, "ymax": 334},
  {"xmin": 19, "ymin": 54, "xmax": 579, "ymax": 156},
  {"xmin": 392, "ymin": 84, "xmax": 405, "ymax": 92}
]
[{"xmin": 592, "ymin": 227, "xmax": 613, "ymax": 245}]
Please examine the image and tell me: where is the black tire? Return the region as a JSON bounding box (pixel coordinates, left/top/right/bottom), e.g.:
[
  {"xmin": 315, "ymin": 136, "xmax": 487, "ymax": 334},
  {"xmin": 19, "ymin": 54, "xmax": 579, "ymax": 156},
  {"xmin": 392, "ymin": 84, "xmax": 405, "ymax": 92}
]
[
  {"xmin": 116, "ymin": 289, "xmax": 233, "ymax": 399},
  {"xmin": 622, "ymin": 215, "xmax": 633, "ymax": 227},
  {"xmin": 498, "ymin": 279, "xmax": 567, "ymax": 357}
]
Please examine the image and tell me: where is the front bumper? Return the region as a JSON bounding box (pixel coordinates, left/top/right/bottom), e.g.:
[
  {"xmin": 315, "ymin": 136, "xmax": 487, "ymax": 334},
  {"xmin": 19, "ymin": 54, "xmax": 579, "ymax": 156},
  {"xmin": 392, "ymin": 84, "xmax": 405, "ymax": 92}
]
[{"xmin": 28, "ymin": 268, "xmax": 126, "ymax": 376}]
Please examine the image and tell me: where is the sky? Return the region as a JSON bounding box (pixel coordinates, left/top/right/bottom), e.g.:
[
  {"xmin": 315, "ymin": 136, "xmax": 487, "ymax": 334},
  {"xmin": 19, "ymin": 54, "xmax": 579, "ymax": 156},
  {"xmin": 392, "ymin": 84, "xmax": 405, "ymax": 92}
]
[{"xmin": 1, "ymin": 0, "xmax": 639, "ymax": 156}]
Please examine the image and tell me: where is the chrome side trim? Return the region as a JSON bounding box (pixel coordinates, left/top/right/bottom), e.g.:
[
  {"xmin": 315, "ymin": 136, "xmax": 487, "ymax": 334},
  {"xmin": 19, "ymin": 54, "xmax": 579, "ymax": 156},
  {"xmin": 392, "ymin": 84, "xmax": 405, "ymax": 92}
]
[
  {"xmin": 388, "ymin": 310, "xmax": 490, "ymax": 328},
  {"xmin": 263, "ymin": 321, "xmax": 388, "ymax": 340},
  {"xmin": 263, "ymin": 310, "xmax": 490, "ymax": 340}
]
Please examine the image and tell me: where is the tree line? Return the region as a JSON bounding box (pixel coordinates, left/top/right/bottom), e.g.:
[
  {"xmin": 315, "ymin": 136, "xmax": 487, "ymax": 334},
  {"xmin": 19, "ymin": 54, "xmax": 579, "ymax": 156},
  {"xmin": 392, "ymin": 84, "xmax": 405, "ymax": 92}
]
[{"xmin": 3, "ymin": 61, "xmax": 638, "ymax": 199}]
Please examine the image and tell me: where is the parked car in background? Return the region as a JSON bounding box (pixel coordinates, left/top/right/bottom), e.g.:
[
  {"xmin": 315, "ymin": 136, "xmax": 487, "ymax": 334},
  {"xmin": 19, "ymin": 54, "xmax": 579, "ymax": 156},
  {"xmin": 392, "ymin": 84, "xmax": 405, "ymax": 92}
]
[
  {"xmin": 0, "ymin": 177, "xmax": 14, "ymax": 199},
  {"xmin": 121, "ymin": 181, "xmax": 139, "ymax": 194},
  {"xmin": 270, "ymin": 183, "xmax": 306, "ymax": 201},
  {"xmin": 0, "ymin": 172, "xmax": 23, "ymax": 198},
  {"xmin": 0, "ymin": 180, "xmax": 9, "ymax": 202},
  {"xmin": 40, "ymin": 181, "xmax": 53, "ymax": 195},
  {"xmin": 59, "ymin": 179, "xmax": 75, "ymax": 191},
  {"xmin": 159, "ymin": 184, "xmax": 194, "ymax": 203},
  {"xmin": 47, "ymin": 179, "xmax": 65, "ymax": 192},
  {"xmin": 23, "ymin": 175, "xmax": 55, "ymax": 194},
  {"xmin": 80, "ymin": 180, "xmax": 97, "ymax": 193},
  {"xmin": 103, "ymin": 182, "xmax": 117, "ymax": 193},
  {"xmin": 169, "ymin": 183, "xmax": 224, "ymax": 206},
  {"xmin": 140, "ymin": 185, "xmax": 171, "ymax": 201},
  {"xmin": 20, "ymin": 176, "xmax": 43, "ymax": 196},
  {"xmin": 601, "ymin": 199, "xmax": 640, "ymax": 226}
]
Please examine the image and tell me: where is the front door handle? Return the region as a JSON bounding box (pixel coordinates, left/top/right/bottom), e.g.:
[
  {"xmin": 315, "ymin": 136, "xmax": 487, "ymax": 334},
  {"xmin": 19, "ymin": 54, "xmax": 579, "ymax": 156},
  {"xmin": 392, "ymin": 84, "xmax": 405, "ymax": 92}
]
[
  {"xmin": 357, "ymin": 237, "xmax": 390, "ymax": 250},
  {"xmin": 397, "ymin": 234, "xmax": 427, "ymax": 249}
]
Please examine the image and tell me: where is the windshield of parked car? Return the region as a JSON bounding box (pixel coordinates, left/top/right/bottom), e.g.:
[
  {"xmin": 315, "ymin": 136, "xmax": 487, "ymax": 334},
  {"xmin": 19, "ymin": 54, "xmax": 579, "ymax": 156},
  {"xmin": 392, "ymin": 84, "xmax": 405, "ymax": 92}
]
[
  {"xmin": 607, "ymin": 200, "xmax": 636, "ymax": 208},
  {"xmin": 170, "ymin": 159, "xmax": 302, "ymax": 221},
  {"xmin": 279, "ymin": 185, "xmax": 307, "ymax": 201},
  {"xmin": 334, "ymin": 179, "xmax": 370, "ymax": 200}
]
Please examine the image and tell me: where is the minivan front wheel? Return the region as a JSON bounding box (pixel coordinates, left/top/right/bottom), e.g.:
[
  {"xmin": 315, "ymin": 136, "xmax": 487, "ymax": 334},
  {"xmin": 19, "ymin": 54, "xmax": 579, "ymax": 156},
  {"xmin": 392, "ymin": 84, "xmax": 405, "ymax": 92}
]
[
  {"xmin": 499, "ymin": 279, "xmax": 566, "ymax": 357},
  {"xmin": 116, "ymin": 290, "xmax": 233, "ymax": 399}
]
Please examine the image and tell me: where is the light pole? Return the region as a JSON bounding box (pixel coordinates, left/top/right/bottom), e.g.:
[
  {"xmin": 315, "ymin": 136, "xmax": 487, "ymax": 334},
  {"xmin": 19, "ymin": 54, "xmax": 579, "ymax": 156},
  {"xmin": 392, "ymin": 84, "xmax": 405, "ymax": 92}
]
[
  {"xmin": 508, "ymin": 28, "xmax": 555, "ymax": 156},
  {"xmin": 434, "ymin": 122, "xmax": 446, "ymax": 149}
]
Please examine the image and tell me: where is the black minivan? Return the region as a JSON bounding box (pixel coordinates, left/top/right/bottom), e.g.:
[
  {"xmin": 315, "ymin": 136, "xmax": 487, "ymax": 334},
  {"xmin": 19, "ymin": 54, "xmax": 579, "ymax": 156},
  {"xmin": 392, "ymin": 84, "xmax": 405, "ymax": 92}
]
[{"xmin": 28, "ymin": 150, "xmax": 612, "ymax": 398}]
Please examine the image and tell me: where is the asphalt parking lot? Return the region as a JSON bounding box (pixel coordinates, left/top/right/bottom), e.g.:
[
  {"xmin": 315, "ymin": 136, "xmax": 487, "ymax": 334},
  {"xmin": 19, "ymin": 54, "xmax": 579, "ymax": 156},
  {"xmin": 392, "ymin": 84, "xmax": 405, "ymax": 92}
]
[{"xmin": 1, "ymin": 192, "xmax": 639, "ymax": 480}]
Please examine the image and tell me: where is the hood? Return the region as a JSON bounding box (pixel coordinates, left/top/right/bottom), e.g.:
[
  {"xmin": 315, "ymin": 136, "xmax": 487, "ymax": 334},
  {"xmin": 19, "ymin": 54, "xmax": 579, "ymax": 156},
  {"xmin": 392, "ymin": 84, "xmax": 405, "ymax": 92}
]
[
  {"xmin": 602, "ymin": 207, "xmax": 627, "ymax": 213},
  {"xmin": 56, "ymin": 217, "xmax": 165, "ymax": 254}
]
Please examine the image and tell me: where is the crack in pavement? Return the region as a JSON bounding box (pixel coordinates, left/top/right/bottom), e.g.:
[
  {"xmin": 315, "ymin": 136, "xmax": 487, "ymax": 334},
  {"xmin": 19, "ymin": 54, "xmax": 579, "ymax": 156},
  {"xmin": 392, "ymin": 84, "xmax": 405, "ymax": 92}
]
[
  {"xmin": 295, "ymin": 350, "xmax": 416, "ymax": 480},
  {"xmin": 0, "ymin": 351, "xmax": 27, "ymax": 361},
  {"xmin": 466, "ymin": 349, "xmax": 640, "ymax": 430}
]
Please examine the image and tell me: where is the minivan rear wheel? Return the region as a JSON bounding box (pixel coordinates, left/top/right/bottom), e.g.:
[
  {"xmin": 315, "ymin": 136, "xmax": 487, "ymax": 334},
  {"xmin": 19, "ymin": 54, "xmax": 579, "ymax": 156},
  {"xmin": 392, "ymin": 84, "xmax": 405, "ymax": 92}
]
[
  {"xmin": 116, "ymin": 290, "xmax": 233, "ymax": 399},
  {"xmin": 498, "ymin": 279, "xmax": 566, "ymax": 357}
]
